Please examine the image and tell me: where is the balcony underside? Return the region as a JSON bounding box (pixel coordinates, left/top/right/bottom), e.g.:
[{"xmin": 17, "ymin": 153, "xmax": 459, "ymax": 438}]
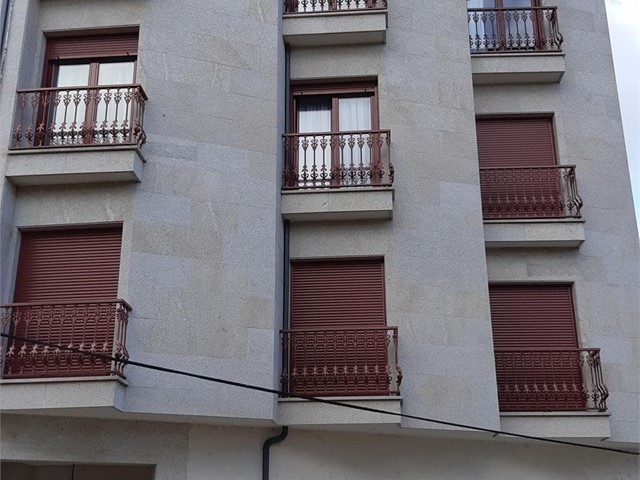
[
  {"xmin": 484, "ymin": 219, "xmax": 585, "ymax": 248},
  {"xmin": 283, "ymin": 11, "xmax": 387, "ymax": 46},
  {"xmin": 471, "ymin": 53, "xmax": 565, "ymax": 85},
  {"xmin": 5, "ymin": 146, "xmax": 145, "ymax": 186},
  {"xmin": 281, "ymin": 187, "xmax": 393, "ymax": 221}
]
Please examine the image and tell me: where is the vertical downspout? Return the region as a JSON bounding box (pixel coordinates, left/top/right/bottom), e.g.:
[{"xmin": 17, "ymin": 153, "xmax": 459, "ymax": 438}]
[
  {"xmin": 0, "ymin": 0, "xmax": 13, "ymax": 85},
  {"xmin": 262, "ymin": 426, "xmax": 289, "ymax": 480},
  {"xmin": 282, "ymin": 44, "xmax": 292, "ymax": 342}
]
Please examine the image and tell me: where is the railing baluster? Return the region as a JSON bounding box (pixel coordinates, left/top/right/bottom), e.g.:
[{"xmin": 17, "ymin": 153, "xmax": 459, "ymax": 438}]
[
  {"xmin": 494, "ymin": 348, "xmax": 608, "ymax": 412},
  {"xmin": 283, "ymin": 129, "xmax": 392, "ymax": 189},
  {"xmin": 280, "ymin": 327, "xmax": 400, "ymax": 397},
  {"xmin": 479, "ymin": 165, "xmax": 582, "ymax": 220},
  {"xmin": 284, "ymin": 0, "xmax": 385, "ymax": 13},
  {"xmin": 0, "ymin": 300, "xmax": 132, "ymax": 379},
  {"xmin": 9, "ymin": 84, "xmax": 147, "ymax": 150},
  {"xmin": 468, "ymin": 6, "xmax": 562, "ymax": 53}
]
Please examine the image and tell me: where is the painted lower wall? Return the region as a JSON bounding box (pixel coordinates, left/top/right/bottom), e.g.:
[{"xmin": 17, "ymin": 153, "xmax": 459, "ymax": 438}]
[{"xmin": 1, "ymin": 415, "xmax": 638, "ymax": 480}]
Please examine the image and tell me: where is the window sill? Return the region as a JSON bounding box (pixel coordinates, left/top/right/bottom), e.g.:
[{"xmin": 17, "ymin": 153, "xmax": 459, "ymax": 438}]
[
  {"xmin": 471, "ymin": 52, "xmax": 565, "ymax": 85},
  {"xmin": 283, "ymin": 9, "xmax": 387, "ymax": 47},
  {"xmin": 500, "ymin": 411, "xmax": 611, "ymax": 440},
  {"xmin": 483, "ymin": 218, "xmax": 585, "ymax": 248},
  {"xmin": 282, "ymin": 187, "xmax": 394, "ymax": 221},
  {"xmin": 6, "ymin": 145, "xmax": 145, "ymax": 186},
  {"xmin": 278, "ymin": 395, "xmax": 402, "ymax": 426}
]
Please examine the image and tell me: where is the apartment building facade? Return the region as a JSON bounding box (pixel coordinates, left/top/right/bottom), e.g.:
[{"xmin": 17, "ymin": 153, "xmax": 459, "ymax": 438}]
[{"xmin": 0, "ymin": 0, "xmax": 638, "ymax": 478}]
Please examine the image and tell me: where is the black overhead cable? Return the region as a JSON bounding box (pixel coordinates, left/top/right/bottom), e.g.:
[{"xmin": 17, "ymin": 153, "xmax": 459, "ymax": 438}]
[{"xmin": 1, "ymin": 332, "xmax": 637, "ymax": 457}]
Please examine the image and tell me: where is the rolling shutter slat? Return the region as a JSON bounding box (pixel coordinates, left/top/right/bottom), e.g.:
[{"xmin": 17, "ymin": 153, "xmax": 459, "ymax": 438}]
[
  {"xmin": 46, "ymin": 34, "xmax": 138, "ymax": 60},
  {"xmin": 476, "ymin": 118, "xmax": 556, "ymax": 168},
  {"xmin": 14, "ymin": 228, "xmax": 122, "ymax": 303}
]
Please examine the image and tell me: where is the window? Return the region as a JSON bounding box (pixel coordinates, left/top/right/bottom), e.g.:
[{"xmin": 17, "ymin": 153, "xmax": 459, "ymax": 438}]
[
  {"xmin": 2, "ymin": 227, "xmax": 130, "ymax": 379},
  {"xmin": 468, "ymin": 0, "xmax": 546, "ymax": 52},
  {"xmin": 476, "ymin": 116, "xmax": 581, "ymax": 219},
  {"xmin": 489, "ymin": 284, "xmax": 607, "ymax": 412},
  {"xmin": 284, "ymin": 82, "xmax": 391, "ymax": 188},
  {"xmin": 33, "ymin": 33, "xmax": 141, "ymax": 147},
  {"xmin": 281, "ymin": 260, "xmax": 401, "ymax": 397}
]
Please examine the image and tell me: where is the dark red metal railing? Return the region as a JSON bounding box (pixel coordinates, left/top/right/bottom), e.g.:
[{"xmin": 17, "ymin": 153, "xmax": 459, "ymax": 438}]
[
  {"xmin": 495, "ymin": 348, "xmax": 608, "ymax": 412},
  {"xmin": 479, "ymin": 165, "xmax": 582, "ymax": 219},
  {"xmin": 280, "ymin": 327, "xmax": 401, "ymax": 397},
  {"xmin": 10, "ymin": 84, "xmax": 147, "ymax": 149},
  {"xmin": 0, "ymin": 300, "xmax": 131, "ymax": 379},
  {"xmin": 468, "ymin": 6, "xmax": 563, "ymax": 53},
  {"xmin": 284, "ymin": 0, "xmax": 387, "ymax": 14},
  {"xmin": 282, "ymin": 129, "xmax": 393, "ymax": 189}
]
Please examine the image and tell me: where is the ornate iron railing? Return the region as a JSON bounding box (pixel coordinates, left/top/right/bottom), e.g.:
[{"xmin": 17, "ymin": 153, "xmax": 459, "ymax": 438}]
[
  {"xmin": 479, "ymin": 165, "xmax": 582, "ymax": 219},
  {"xmin": 284, "ymin": 0, "xmax": 387, "ymax": 14},
  {"xmin": 282, "ymin": 129, "xmax": 393, "ymax": 189},
  {"xmin": 10, "ymin": 84, "xmax": 147, "ymax": 149},
  {"xmin": 0, "ymin": 300, "xmax": 131, "ymax": 379},
  {"xmin": 495, "ymin": 348, "xmax": 608, "ymax": 412},
  {"xmin": 280, "ymin": 327, "xmax": 401, "ymax": 397},
  {"xmin": 468, "ymin": 6, "xmax": 563, "ymax": 53}
]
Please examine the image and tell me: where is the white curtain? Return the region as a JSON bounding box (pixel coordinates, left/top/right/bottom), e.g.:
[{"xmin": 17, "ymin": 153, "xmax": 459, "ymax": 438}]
[
  {"xmin": 52, "ymin": 64, "xmax": 90, "ymax": 144},
  {"xmin": 338, "ymin": 97, "xmax": 371, "ymax": 176},
  {"xmin": 297, "ymin": 99, "xmax": 331, "ymax": 184},
  {"xmin": 96, "ymin": 62, "xmax": 136, "ymax": 143},
  {"xmin": 296, "ymin": 0, "xmax": 329, "ymax": 12}
]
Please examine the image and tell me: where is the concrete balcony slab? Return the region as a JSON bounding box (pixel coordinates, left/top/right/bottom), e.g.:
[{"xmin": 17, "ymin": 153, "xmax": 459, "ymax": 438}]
[
  {"xmin": 0, "ymin": 376, "xmax": 126, "ymax": 415},
  {"xmin": 281, "ymin": 187, "xmax": 393, "ymax": 221},
  {"xmin": 472, "ymin": 53, "xmax": 565, "ymax": 85},
  {"xmin": 278, "ymin": 396, "xmax": 401, "ymax": 426},
  {"xmin": 484, "ymin": 219, "xmax": 585, "ymax": 248},
  {"xmin": 6, "ymin": 146, "xmax": 145, "ymax": 186},
  {"xmin": 283, "ymin": 10, "xmax": 387, "ymax": 47},
  {"xmin": 500, "ymin": 412, "xmax": 611, "ymax": 440}
]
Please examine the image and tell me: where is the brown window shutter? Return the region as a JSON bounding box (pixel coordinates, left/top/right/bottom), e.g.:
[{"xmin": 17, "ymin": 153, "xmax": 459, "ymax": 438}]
[
  {"xmin": 289, "ymin": 260, "xmax": 388, "ymax": 396},
  {"xmin": 476, "ymin": 117, "xmax": 556, "ymax": 168},
  {"xmin": 13, "ymin": 227, "xmax": 123, "ymax": 303},
  {"xmin": 46, "ymin": 33, "xmax": 138, "ymax": 61},
  {"xmin": 291, "ymin": 260, "xmax": 386, "ymax": 330},
  {"xmin": 489, "ymin": 284, "xmax": 584, "ymax": 411},
  {"xmin": 489, "ymin": 284, "xmax": 578, "ymax": 349}
]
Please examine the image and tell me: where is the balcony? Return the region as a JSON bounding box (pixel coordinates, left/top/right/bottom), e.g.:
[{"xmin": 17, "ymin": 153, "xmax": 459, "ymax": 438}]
[
  {"xmin": 495, "ymin": 348, "xmax": 608, "ymax": 413},
  {"xmin": 0, "ymin": 300, "xmax": 130, "ymax": 379},
  {"xmin": 495, "ymin": 348, "xmax": 611, "ymax": 439},
  {"xmin": 468, "ymin": 6, "xmax": 565, "ymax": 84},
  {"xmin": 480, "ymin": 165, "xmax": 585, "ymax": 248},
  {"xmin": 281, "ymin": 130, "xmax": 394, "ymax": 221},
  {"xmin": 6, "ymin": 85, "xmax": 147, "ymax": 185},
  {"xmin": 280, "ymin": 326, "xmax": 401, "ymax": 397},
  {"xmin": 283, "ymin": 0, "xmax": 388, "ymax": 47}
]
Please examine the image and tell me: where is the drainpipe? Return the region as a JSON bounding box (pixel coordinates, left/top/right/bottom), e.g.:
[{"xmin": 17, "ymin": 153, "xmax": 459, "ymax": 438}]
[
  {"xmin": 0, "ymin": 0, "xmax": 13, "ymax": 85},
  {"xmin": 262, "ymin": 426, "xmax": 289, "ymax": 480}
]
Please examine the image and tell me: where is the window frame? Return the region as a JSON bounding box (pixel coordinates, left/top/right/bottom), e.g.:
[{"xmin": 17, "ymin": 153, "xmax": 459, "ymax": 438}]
[{"xmin": 287, "ymin": 81, "xmax": 382, "ymax": 187}]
